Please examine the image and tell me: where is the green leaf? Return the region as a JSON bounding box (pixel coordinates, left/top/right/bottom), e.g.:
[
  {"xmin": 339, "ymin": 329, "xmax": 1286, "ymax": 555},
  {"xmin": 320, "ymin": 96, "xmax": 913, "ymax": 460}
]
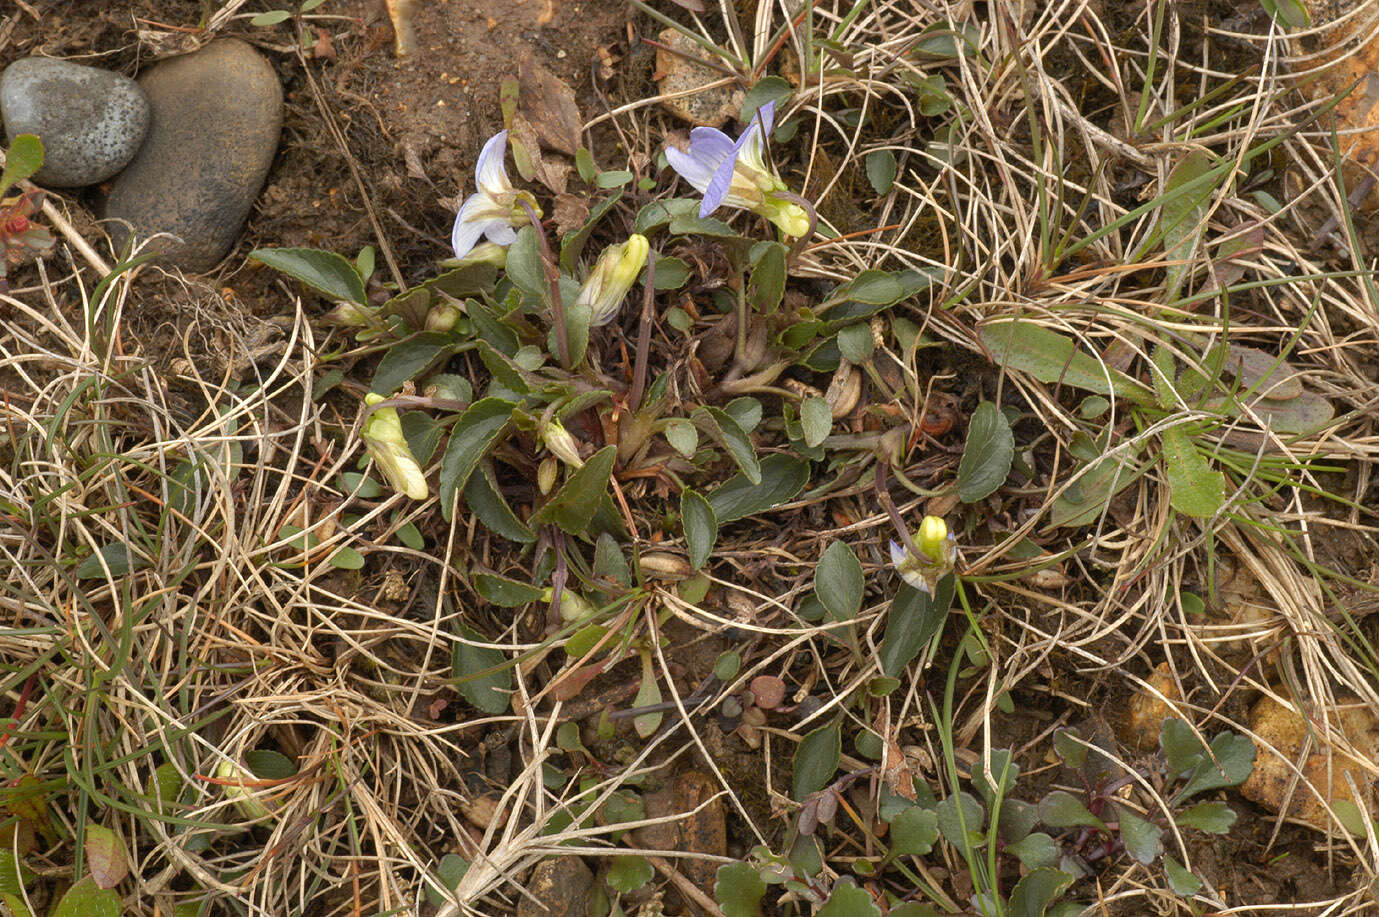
[
  {"xmin": 394, "ymin": 521, "xmax": 424, "ymax": 550},
  {"xmin": 715, "ymin": 862, "xmax": 766, "ymax": 917},
  {"xmin": 424, "ymin": 261, "xmax": 498, "ymax": 300},
  {"xmin": 748, "ymin": 241, "xmax": 787, "ymax": 313},
  {"xmin": 465, "ymin": 461, "xmax": 535, "ymax": 543},
  {"xmin": 1175, "ymin": 800, "xmax": 1237, "ymax": 834},
  {"xmin": 1006, "ymin": 832, "xmax": 1060, "ymax": 870},
  {"xmin": 723, "ymin": 397, "xmax": 763, "ymax": 432},
  {"xmin": 84, "ymin": 825, "xmax": 129, "ymax": 889},
  {"xmin": 664, "ymin": 418, "xmax": 699, "ymax": 457},
  {"xmin": 1037, "ymin": 790, "xmax": 1105, "ymax": 830},
  {"xmin": 694, "ymin": 407, "xmax": 760, "ymax": 484},
  {"xmin": 956, "ymin": 401, "xmax": 1014, "ymax": 503},
  {"xmin": 1162, "ymin": 425, "xmax": 1225, "ymax": 518},
  {"xmin": 597, "ymin": 169, "xmax": 633, "ymax": 188},
  {"xmin": 474, "ymin": 572, "xmax": 544, "ymax": 606},
  {"xmin": 74, "ymin": 543, "xmax": 146, "ymax": 580},
  {"xmin": 439, "ymin": 399, "xmax": 514, "ymax": 520},
  {"xmin": 245, "ymin": 749, "xmax": 297, "ymax": 779},
  {"xmin": 633, "ymin": 653, "xmax": 662, "ymax": 738},
  {"xmin": 452, "ymin": 625, "xmax": 512, "ymax": 714},
  {"xmin": 800, "ymin": 396, "xmax": 832, "ymax": 448},
  {"xmin": 815, "ymin": 541, "xmax": 864, "ymax": 621},
  {"xmin": 506, "ymin": 226, "xmax": 547, "ymax": 297},
  {"xmin": 1156, "ymin": 150, "xmax": 1216, "ymax": 303},
  {"xmin": 1175, "ymin": 731, "xmax": 1255, "ymax": 802},
  {"xmin": 250, "ymin": 9, "xmax": 291, "ymax": 25},
  {"xmin": 714, "ymin": 651, "xmax": 741, "ymax": 682},
  {"xmin": 1115, "ymin": 806, "xmax": 1163, "ymax": 865},
  {"xmin": 250, "ymin": 248, "xmax": 366, "ymax": 305},
  {"xmin": 707, "ymin": 454, "xmax": 808, "ymax": 522},
  {"xmin": 1008, "ymin": 867, "xmax": 1074, "ymax": 917},
  {"xmin": 0, "ymin": 134, "xmax": 44, "ymax": 193},
  {"xmin": 652, "ymin": 254, "xmax": 691, "ymax": 290},
  {"xmin": 817, "ymin": 879, "xmax": 881, "ymax": 917},
  {"xmin": 889, "ymin": 806, "xmax": 939, "ymax": 857},
  {"xmin": 594, "ymin": 534, "xmax": 632, "ymax": 587},
  {"xmin": 1163, "ymin": 854, "xmax": 1203, "ymax": 897},
  {"xmin": 980, "ymin": 320, "xmax": 1153, "ymax": 404},
  {"xmin": 836, "ymin": 324, "xmax": 874, "ymax": 364},
  {"xmin": 1049, "ymin": 448, "xmax": 1147, "ymax": 528},
  {"xmin": 425, "ymin": 854, "xmax": 470, "ymax": 907},
  {"xmin": 831, "ymin": 270, "xmax": 907, "ymax": 306},
  {"xmin": 329, "ymin": 546, "xmax": 365, "ymax": 570},
  {"xmin": 370, "ymin": 333, "xmax": 456, "ymax": 394},
  {"xmin": 51, "ymin": 877, "xmax": 118, "ymax": 917},
  {"xmin": 1260, "ymin": 0, "xmax": 1310, "ymax": 28},
  {"xmin": 866, "ymin": 149, "xmax": 898, "ymax": 194},
  {"xmin": 741, "ymin": 77, "xmax": 793, "ymax": 123},
  {"xmin": 575, "ymin": 147, "xmax": 597, "ymax": 182},
  {"xmin": 681, "ymin": 488, "xmax": 718, "ymax": 570},
  {"xmin": 935, "ymin": 791, "xmax": 986, "ymax": 852},
  {"xmin": 608, "ymin": 855, "xmax": 654, "ymax": 893},
  {"xmin": 793, "ymin": 722, "xmax": 841, "ymax": 799},
  {"xmin": 532, "ymin": 445, "xmax": 617, "ymax": 534},
  {"xmin": 880, "ymin": 574, "xmax": 954, "ymax": 677}
]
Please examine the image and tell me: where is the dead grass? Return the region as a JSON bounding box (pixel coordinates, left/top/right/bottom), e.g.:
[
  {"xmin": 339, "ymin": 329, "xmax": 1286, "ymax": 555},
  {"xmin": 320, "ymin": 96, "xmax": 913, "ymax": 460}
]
[{"xmin": 2, "ymin": 0, "xmax": 1379, "ymax": 914}]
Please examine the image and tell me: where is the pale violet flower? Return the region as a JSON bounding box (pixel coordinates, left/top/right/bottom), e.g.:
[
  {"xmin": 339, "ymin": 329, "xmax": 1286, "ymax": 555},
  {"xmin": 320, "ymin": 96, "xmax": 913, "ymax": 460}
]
[
  {"xmin": 890, "ymin": 515, "xmax": 957, "ymax": 595},
  {"xmin": 576, "ymin": 234, "xmax": 649, "ymax": 327},
  {"xmin": 450, "ymin": 130, "xmax": 541, "ymax": 260},
  {"xmin": 664, "ymin": 101, "xmax": 810, "ymax": 238}
]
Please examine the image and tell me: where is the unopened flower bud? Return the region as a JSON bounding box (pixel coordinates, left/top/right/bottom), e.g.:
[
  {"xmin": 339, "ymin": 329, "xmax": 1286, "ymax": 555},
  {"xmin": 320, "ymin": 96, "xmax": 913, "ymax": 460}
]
[
  {"xmin": 890, "ymin": 515, "xmax": 957, "ymax": 595},
  {"xmin": 324, "ymin": 301, "xmax": 375, "ymax": 327},
  {"xmin": 537, "ymin": 455, "xmax": 559, "ymax": 495},
  {"xmin": 541, "ymin": 420, "xmax": 584, "ymax": 468},
  {"xmin": 543, "ymin": 587, "xmax": 596, "ymax": 623},
  {"xmin": 361, "ymin": 394, "xmax": 429, "ymax": 500},
  {"xmin": 917, "ymin": 515, "xmax": 948, "ymax": 561},
  {"xmin": 576, "ymin": 234, "xmax": 649, "ymax": 328},
  {"xmin": 425, "ymin": 301, "xmax": 461, "ymax": 332},
  {"xmin": 216, "ymin": 759, "xmax": 272, "ymax": 822}
]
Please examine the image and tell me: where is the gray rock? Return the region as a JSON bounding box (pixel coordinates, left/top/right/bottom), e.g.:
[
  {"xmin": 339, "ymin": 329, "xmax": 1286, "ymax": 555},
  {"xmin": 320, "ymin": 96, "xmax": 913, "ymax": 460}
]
[
  {"xmin": 0, "ymin": 57, "xmax": 150, "ymax": 188},
  {"xmin": 103, "ymin": 39, "xmax": 282, "ymax": 272},
  {"xmin": 516, "ymin": 857, "xmax": 593, "ymax": 917}
]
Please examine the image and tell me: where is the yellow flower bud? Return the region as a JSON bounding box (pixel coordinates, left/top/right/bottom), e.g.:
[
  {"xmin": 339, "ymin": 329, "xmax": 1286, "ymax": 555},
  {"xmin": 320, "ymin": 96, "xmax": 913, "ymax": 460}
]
[
  {"xmin": 216, "ymin": 759, "xmax": 272, "ymax": 822},
  {"xmin": 425, "ymin": 301, "xmax": 461, "ymax": 332},
  {"xmin": 361, "ymin": 394, "xmax": 429, "ymax": 500},
  {"xmin": 324, "ymin": 301, "xmax": 375, "ymax": 327},
  {"xmin": 541, "ymin": 420, "xmax": 584, "ymax": 469},
  {"xmin": 576, "ymin": 234, "xmax": 650, "ymax": 327},
  {"xmin": 537, "ymin": 455, "xmax": 559, "ymax": 495},
  {"xmin": 917, "ymin": 515, "xmax": 948, "ymax": 561}
]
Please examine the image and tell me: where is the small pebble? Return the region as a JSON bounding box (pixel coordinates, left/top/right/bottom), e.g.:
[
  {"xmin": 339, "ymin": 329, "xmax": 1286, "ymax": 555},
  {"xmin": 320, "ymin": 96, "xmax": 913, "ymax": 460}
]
[
  {"xmin": 103, "ymin": 39, "xmax": 282, "ymax": 272},
  {"xmin": 0, "ymin": 57, "xmax": 150, "ymax": 188}
]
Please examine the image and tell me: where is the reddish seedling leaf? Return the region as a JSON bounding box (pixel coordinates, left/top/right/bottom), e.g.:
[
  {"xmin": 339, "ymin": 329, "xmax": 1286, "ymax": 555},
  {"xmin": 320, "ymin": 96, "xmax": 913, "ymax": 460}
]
[
  {"xmin": 749, "ymin": 675, "xmax": 786, "ymax": 710},
  {"xmin": 85, "ymin": 824, "xmax": 130, "ymax": 889}
]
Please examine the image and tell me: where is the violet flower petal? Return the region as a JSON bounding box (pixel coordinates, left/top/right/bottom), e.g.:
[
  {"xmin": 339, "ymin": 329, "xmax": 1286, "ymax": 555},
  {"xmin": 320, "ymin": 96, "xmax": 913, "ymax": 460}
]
[
  {"xmin": 475, "ymin": 130, "xmax": 510, "ymax": 196},
  {"xmin": 450, "ymin": 193, "xmax": 489, "ymax": 259},
  {"xmin": 484, "ymin": 221, "xmax": 518, "ymax": 246}
]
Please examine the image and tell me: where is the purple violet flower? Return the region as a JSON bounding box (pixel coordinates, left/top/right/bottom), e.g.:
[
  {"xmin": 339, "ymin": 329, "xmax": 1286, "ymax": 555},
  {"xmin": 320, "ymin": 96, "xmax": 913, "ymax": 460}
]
[{"xmin": 664, "ymin": 101, "xmax": 810, "ymax": 238}]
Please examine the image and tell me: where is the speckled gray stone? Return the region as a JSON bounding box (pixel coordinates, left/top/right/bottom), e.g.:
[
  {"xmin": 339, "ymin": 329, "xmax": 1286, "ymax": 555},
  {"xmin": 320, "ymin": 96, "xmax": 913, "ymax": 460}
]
[
  {"xmin": 103, "ymin": 39, "xmax": 282, "ymax": 272},
  {"xmin": 0, "ymin": 57, "xmax": 150, "ymax": 188}
]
